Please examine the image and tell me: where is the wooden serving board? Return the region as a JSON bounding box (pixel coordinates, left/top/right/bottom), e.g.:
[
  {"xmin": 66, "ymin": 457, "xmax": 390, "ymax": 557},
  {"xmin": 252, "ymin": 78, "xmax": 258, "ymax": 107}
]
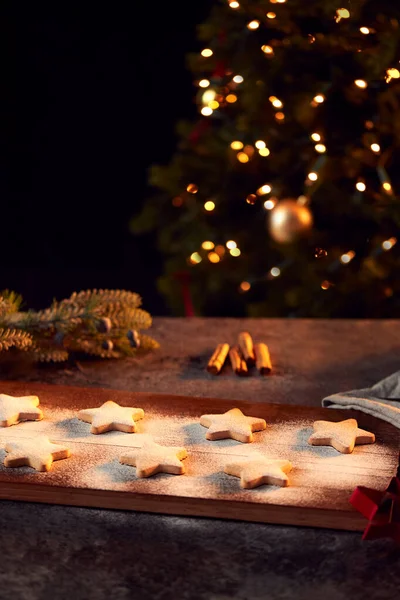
[{"xmin": 0, "ymin": 380, "xmax": 398, "ymax": 531}]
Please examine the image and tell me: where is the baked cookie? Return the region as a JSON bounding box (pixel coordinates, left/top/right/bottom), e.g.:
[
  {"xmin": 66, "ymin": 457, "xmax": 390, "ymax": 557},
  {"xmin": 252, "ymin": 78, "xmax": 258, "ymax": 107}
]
[
  {"xmin": 308, "ymin": 418, "xmax": 375, "ymax": 454},
  {"xmin": 3, "ymin": 436, "xmax": 71, "ymax": 472},
  {"xmin": 0, "ymin": 393, "xmax": 43, "ymax": 427},
  {"xmin": 224, "ymin": 454, "xmax": 292, "ymax": 489},
  {"xmin": 200, "ymin": 408, "xmax": 267, "ymax": 443},
  {"xmin": 120, "ymin": 439, "xmax": 187, "ymax": 478},
  {"xmin": 78, "ymin": 400, "xmax": 144, "ymax": 434}
]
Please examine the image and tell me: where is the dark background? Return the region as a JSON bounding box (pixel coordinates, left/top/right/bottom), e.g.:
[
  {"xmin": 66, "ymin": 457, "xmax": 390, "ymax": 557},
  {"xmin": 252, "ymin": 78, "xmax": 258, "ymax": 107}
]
[{"xmin": 3, "ymin": 2, "xmax": 213, "ymax": 314}]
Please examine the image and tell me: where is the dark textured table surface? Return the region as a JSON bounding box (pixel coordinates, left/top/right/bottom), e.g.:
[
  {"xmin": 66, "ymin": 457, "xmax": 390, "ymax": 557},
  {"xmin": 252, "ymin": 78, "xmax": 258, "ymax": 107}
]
[{"xmin": 1, "ymin": 318, "xmax": 400, "ymax": 600}]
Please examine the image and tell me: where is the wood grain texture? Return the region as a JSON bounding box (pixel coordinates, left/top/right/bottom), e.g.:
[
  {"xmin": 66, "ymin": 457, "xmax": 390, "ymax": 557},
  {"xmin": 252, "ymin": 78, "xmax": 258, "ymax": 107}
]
[{"xmin": 0, "ymin": 380, "xmax": 398, "ymax": 531}]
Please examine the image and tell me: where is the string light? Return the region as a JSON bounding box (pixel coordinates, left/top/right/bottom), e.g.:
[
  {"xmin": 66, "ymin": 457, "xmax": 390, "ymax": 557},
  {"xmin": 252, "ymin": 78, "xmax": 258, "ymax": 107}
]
[
  {"xmin": 356, "ymin": 181, "xmax": 366, "ymax": 192},
  {"xmin": 239, "ymin": 281, "xmax": 251, "ymax": 292},
  {"xmin": 261, "ymin": 45, "xmax": 274, "ymax": 55},
  {"xmin": 315, "ymin": 143, "xmax": 326, "ymax": 153},
  {"xmin": 226, "ymin": 240, "xmax": 237, "ymax": 250},
  {"xmin": 201, "ymin": 48, "xmax": 213, "ymax": 57},
  {"xmin": 308, "ymin": 172, "xmax": 318, "ymax": 181},
  {"xmin": 257, "ymin": 184, "xmax": 272, "ymax": 195},
  {"xmin": 189, "ymin": 252, "xmax": 202, "ymax": 264},
  {"xmin": 275, "ymin": 112, "xmax": 285, "ymax": 121},
  {"xmin": 371, "ymin": 143, "xmax": 381, "ymax": 153},
  {"xmin": 237, "ymin": 152, "xmax": 249, "ymax": 163},
  {"xmin": 335, "ymin": 8, "xmax": 350, "ymax": 23},
  {"xmin": 243, "ymin": 145, "xmax": 255, "ymax": 157},
  {"xmin": 233, "ymin": 75, "xmax": 244, "ymax": 83},
  {"xmin": 230, "ymin": 141, "xmax": 243, "ymax": 150},
  {"xmin": 315, "ymin": 248, "xmax": 328, "ymax": 258},
  {"xmin": 230, "ymin": 247, "xmax": 241, "ymax": 257},
  {"xmin": 360, "ymin": 27, "xmax": 370, "ymax": 34},
  {"xmin": 365, "ymin": 120, "xmax": 374, "ymax": 130},
  {"xmin": 255, "ymin": 140, "xmax": 266, "ymax": 149},
  {"xmin": 313, "ymin": 94, "xmax": 325, "ymax": 104},
  {"xmin": 270, "ymin": 267, "xmax": 281, "ymax": 277},
  {"xmin": 264, "ymin": 199, "xmax": 276, "ymax": 210},
  {"xmin": 258, "ymin": 147, "xmax": 270, "ymax": 156},
  {"xmin": 311, "ymin": 133, "xmax": 321, "ymax": 142},
  {"xmin": 201, "ymin": 107, "xmax": 213, "ymax": 116},
  {"xmin": 202, "ymin": 241, "xmax": 214, "ymax": 250},
  {"xmin": 204, "ymin": 200, "xmax": 216, "ymax": 211},
  {"xmin": 382, "ymin": 182, "xmax": 392, "ymax": 192},
  {"xmin": 208, "ymin": 252, "xmax": 220, "ymax": 263},
  {"xmin": 229, "ymin": 0, "xmax": 240, "ymax": 8},
  {"xmin": 215, "ymin": 245, "xmax": 226, "ymax": 256},
  {"xmin": 269, "ymin": 96, "xmax": 283, "ymax": 108},
  {"xmin": 321, "ymin": 280, "xmax": 332, "ymax": 290},
  {"xmin": 247, "ymin": 20, "xmax": 260, "ymax": 29},
  {"xmin": 202, "ymin": 89, "xmax": 216, "ymax": 104},
  {"xmin": 386, "ymin": 68, "xmax": 400, "ymax": 83},
  {"xmin": 186, "ymin": 183, "xmax": 198, "ymax": 194},
  {"xmin": 199, "ymin": 79, "xmax": 210, "ymax": 88},
  {"xmin": 382, "ymin": 237, "xmax": 397, "ymax": 250},
  {"xmin": 267, "ymin": 12, "xmax": 276, "ymax": 19},
  {"xmin": 209, "ymin": 100, "xmax": 219, "ymax": 109},
  {"xmin": 340, "ymin": 251, "xmax": 355, "ymax": 264},
  {"xmin": 226, "ymin": 94, "xmax": 238, "ymax": 103},
  {"xmin": 355, "ymin": 79, "xmax": 367, "ymax": 89},
  {"xmin": 246, "ymin": 194, "xmax": 257, "ymax": 205},
  {"xmin": 297, "ymin": 195, "xmax": 308, "ymax": 205}
]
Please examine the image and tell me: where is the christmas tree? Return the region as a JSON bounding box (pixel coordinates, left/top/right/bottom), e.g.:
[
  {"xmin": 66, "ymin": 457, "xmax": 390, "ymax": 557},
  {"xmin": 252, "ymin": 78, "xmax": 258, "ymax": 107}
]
[{"xmin": 132, "ymin": 0, "xmax": 400, "ymax": 317}]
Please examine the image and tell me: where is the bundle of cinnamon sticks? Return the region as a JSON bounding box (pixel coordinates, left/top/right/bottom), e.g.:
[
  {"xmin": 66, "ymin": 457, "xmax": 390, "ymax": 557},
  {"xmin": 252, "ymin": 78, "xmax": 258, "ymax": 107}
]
[{"xmin": 207, "ymin": 332, "xmax": 272, "ymax": 377}]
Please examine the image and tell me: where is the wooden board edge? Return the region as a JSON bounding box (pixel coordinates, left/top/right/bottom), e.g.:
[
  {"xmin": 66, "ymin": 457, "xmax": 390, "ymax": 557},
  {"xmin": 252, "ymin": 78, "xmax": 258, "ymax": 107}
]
[{"xmin": 0, "ymin": 482, "xmax": 366, "ymax": 532}]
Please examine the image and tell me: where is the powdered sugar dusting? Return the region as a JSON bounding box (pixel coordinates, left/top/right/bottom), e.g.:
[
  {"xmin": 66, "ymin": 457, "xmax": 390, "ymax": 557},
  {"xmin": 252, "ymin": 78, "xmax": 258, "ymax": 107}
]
[{"xmin": 0, "ymin": 402, "xmax": 396, "ymax": 511}]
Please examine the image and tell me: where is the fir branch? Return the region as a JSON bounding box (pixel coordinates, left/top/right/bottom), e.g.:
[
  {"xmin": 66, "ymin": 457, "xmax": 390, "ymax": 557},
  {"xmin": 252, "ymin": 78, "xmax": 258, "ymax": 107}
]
[
  {"xmin": 32, "ymin": 348, "xmax": 70, "ymax": 363},
  {"xmin": 0, "ymin": 328, "xmax": 33, "ymax": 352},
  {"xmin": 0, "ymin": 289, "xmax": 158, "ymax": 362}
]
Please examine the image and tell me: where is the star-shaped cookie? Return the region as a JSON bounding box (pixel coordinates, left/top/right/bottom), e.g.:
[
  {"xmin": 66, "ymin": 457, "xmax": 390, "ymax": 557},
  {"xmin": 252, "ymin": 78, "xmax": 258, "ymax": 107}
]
[
  {"xmin": 225, "ymin": 454, "xmax": 293, "ymax": 489},
  {"xmin": 78, "ymin": 400, "xmax": 144, "ymax": 434},
  {"xmin": 308, "ymin": 418, "xmax": 375, "ymax": 454},
  {"xmin": 120, "ymin": 439, "xmax": 188, "ymax": 478},
  {"xmin": 3, "ymin": 436, "xmax": 71, "ymax": 472},
  {"xmin": 200, "ymin": 408, "xmax": 267, "ymax": 443},
  {"xmin": 0, "ymin": 393, "xmax": 43, "ymax": 427}
]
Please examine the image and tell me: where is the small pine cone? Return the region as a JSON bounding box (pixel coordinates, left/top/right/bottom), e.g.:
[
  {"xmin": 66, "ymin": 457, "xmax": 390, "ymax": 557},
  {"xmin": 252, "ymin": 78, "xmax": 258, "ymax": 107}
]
[
  {"xmin": 102, "ymin": 340, "xmax": 114, "ymax": 351},
  {"xmin": 97, "ymin": 317, "xmax": 112, "ymax": 333},
  {"xmin": 127, "ymin": 329, "xmax": 140, "ymax": 348}
]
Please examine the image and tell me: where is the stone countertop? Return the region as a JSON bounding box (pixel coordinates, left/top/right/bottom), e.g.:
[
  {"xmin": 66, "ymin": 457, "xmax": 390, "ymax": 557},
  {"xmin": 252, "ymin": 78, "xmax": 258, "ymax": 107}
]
[{"xmin": 1, "ymin": 318, "xmax": 400, "ymax": 600}]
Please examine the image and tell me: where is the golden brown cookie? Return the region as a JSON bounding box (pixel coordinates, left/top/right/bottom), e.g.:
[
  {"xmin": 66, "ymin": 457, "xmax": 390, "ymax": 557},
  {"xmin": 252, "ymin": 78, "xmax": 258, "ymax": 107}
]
[
  {"xmin": 78, "ymin": 400, "xmax": 144, "ymax": 434},
  {"xmin": 120, "ymin": 439, "xmax": 187, "ymax": 478},
  {"xmin": 308, "ymin": 418, "xmax": 375, "ymax": 454},
  {"xmin": 3, "ymin": 436, "xmax": 71, "ymax": 472},
  {"xmin": 225, "ymin": 454, "xmax": 292, "ymax": 489},
  {"xmin": 0, "ymin": 393, "xmax": 43, "ymax": 427},
  {"xmin": 200, "ymin": 408, "xmax": 267, "ymax": 443}
]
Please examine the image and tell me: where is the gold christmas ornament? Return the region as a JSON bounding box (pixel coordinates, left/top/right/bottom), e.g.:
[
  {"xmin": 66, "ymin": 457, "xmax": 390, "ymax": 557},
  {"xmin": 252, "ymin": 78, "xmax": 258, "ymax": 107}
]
[{"xmin": 268, "ymin": 199, "xmax": 313, "ymax": 243}]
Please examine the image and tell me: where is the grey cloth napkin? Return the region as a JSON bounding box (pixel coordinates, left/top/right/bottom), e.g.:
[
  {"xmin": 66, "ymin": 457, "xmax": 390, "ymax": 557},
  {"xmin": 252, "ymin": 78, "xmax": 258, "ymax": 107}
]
[{"xmin": 322, "ymin": 371, "xmax": 400, "ymax": 430}]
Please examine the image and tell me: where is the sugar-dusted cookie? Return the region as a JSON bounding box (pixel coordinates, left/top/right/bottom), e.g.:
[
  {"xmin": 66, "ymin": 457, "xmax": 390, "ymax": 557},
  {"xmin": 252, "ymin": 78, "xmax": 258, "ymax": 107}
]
[
  {"xmin": 78, "ymin": 400, "xmax": 144, "ymax": 434},
  {"xmin": 120, "ymin": 439, "xmax": 187, "ymax": 478},
  {"xmin": 3, "ymin": 436, "xmax": 71, "ymax": 472},
  {"xmin": 200, "ymin": 408, "xmax": 267, "ymax": 443},
  {"xmin": 0, "ymin": 393, "xmax": 43, "ymax": 427},
  {"xmin": 308, "ymin": 418, "xmax": 375, "ymax": 454},
  {"xmin": 225, "ymin": 454, "xmax": 292, "ymax": 489}
]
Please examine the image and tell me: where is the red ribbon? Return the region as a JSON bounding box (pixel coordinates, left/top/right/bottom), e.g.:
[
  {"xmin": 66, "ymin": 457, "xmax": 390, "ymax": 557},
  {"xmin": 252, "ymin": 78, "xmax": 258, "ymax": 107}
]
[
  {"xmin": 173, "ymin": 271, "xmax": 195, "ymax": 317},
  {"xmin": 350, "ymin": 477, "xmax": 400, "ymax": 542}
]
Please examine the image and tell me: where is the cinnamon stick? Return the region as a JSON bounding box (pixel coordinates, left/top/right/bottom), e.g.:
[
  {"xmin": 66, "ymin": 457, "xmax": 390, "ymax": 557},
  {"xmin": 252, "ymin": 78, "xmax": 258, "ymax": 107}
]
[
  {"xmin": 238, "ymin": 331, "xmax": 256, "ymax": 366},
  {"xmin": 229, "ymin": 346, "xmax": 249, "ymax": 377},
  {"xmin": 254, "ymin": 343, "xmax": 272, "ymax": 375},
  {"xmin": 207, "ymin": 343, "xmax": 230, "ymax": 375}
]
